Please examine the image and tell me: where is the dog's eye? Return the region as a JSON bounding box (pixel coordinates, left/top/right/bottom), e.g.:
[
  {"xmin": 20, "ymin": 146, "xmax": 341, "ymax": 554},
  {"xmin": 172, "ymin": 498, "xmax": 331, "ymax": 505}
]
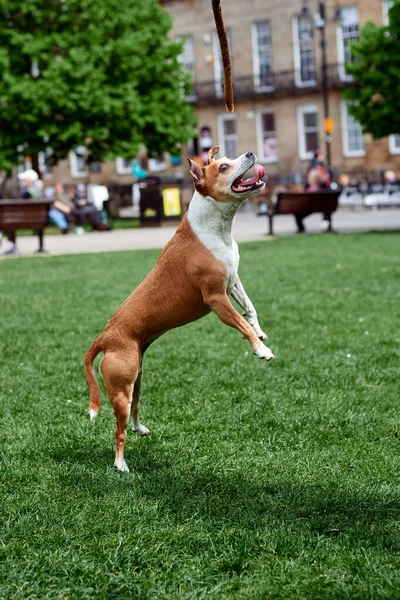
[{"xmin": 219, "ymin": 164, "xmax": 229, "ymax": 173}]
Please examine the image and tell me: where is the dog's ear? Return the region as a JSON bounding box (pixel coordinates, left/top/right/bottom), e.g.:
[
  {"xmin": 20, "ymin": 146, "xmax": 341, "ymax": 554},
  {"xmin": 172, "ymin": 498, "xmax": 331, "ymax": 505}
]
[
  {"xmin": 187, "ymin": 158, "xmax": 204, "ymax": 187},
  {"xmin": 208, "ymin": 145, "xmax": 220, "ymax": 163}
]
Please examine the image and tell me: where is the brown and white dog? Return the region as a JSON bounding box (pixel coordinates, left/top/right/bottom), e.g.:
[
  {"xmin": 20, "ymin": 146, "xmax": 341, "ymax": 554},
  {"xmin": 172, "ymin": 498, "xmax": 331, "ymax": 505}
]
[{"xmin": 84, "ymin": 146, "xmax": 274, "ymax": 472}]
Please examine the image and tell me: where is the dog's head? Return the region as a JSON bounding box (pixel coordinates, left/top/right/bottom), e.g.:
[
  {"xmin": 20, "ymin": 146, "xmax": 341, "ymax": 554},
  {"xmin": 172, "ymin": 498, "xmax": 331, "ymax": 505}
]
[{"xmin": 187, "ymin": 146, "xmax": 266, "ymax": 202}]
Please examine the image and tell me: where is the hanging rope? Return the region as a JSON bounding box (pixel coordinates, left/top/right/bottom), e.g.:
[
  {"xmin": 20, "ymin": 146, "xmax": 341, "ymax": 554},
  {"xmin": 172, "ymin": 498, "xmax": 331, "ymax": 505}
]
[{"xmin": 211, "ymin": 0, "xmax": 234, "ymax": 112}]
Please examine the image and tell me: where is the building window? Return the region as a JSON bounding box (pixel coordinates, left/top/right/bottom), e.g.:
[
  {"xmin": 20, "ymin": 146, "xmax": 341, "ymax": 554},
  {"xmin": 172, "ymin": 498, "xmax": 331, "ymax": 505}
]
[
  {"xmin": 293, "ymin": 16, "xmax": 316, "ymax": 87},
  {"xmin": 70, "ymin": 146, "xmax": 87, "ymax": 178},
  {"xmin": 337, "ymin": 5, "xmax": 359, "ymax": 81},
  {"xmin": 389, "ymin": 134, "xmax": 400, "ymax": 155},
  {"xmin": 179, "ymin": 35, "xmax": 196, "ymax": 100},
  {"xmin": 217, "ymin": 114, "xmax": 237, "ymax": 158},
  {"xmin": 89, "ymin": 162, "xmax": 102, "ymax": 174},
  {"xmin": 341, "ymin": 101, "xmax": 365, "ymax": 157},
  {"xmin": 383, "ymin": 0, "xmax": 394, "ymax": 25},
  {"xmin": 256, "ymin": 110, "xmax": 277, "ymax": 163},
  {"xmin": 180, "ymin": 35, "xmax": 195, "ymax": 75},
  {"xmin": 148, "ymin": 154, "xmax": 167, "ymax": 172},
  {"xmin": 213, "ymin": 29, "xmax": 232, "ymax": 99},
  {"xmin": 297, "ymin": 105, "xmax": 319, "ymax": 160},
  {"xmin": 252, "ymin": 21, "xmax": 273, "ymax": 91},
  {"xmin": 38, "ymin": 148, "xmax": 53, "ymax": 179},
  {"xmin": 116, "ymin": 158, "xmax": 133, "ymax": 175}
]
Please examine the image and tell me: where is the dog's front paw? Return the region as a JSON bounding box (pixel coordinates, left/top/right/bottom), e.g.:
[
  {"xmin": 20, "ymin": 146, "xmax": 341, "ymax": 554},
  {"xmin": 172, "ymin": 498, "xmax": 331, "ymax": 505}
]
[{"xmin": 253, "ymin": 341, "xmax": 275, "ymax": 361}]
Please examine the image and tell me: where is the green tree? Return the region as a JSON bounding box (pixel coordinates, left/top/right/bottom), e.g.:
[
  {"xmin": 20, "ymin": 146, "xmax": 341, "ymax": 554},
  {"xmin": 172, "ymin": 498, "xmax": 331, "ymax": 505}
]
[
  {"xmin": 0, "ymin": 0, "xmax": 196, "ymax": 172},
  {"xmin": 343, "ymin": 1, "xmax": 400, "ymax": 139}
]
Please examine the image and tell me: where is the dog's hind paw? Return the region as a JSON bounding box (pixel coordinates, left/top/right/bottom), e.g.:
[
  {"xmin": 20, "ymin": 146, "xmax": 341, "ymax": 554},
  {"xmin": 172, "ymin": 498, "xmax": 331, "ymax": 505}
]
[
  {"xmin": 114, "ymin": 460, "xmax": 130, "ymax": 473},
  {"xmin": 132, "ymin": 422, "xmax": 150, "ymax": 436}
]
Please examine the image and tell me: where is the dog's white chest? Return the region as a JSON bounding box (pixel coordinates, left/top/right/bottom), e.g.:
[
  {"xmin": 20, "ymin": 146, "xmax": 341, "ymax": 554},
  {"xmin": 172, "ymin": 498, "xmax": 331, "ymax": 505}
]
[
  {"xmin": 197, "ymin": 232, "xmax": 239, "ymax": 292},
  {"xmin": 188, "ymin": 192, "xmax": 241, "ymax": 294}
]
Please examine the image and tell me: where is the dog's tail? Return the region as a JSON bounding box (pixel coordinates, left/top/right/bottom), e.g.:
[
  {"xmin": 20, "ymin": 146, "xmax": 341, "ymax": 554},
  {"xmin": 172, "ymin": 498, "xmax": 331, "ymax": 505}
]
[{"xmin": 84, "ymin": 337, "xmax": 103, "ymax": 420}]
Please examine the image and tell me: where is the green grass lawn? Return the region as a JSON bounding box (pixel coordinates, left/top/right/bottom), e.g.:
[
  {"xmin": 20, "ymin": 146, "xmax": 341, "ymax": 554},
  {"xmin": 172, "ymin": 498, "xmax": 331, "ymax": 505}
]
[{"xmin": 0, "ymin": 232, "xmax": 399, "ymax": 599}]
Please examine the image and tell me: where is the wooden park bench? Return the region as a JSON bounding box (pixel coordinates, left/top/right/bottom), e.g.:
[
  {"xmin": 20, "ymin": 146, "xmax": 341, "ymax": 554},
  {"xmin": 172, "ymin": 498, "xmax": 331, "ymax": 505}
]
[
  {"xmin": 0, "ymin": 199, "xmax": 51, "ymax": 253},
  {"xmin": 266, "ymin": 190, "xmax": 341, "ymax": 235}
]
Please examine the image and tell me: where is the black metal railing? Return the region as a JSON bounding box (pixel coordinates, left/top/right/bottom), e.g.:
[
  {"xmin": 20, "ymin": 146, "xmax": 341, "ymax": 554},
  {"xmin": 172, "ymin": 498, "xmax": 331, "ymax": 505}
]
[{"xmin": 190, "ymin": 63, "xmax": 354, "ymax": 104}]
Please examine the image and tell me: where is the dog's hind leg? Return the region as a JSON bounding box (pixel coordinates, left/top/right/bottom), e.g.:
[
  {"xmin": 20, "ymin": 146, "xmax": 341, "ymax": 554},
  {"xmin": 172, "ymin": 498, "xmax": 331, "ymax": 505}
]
[
  {"xmin": 100, "ymin": 342, "xmax": 140, "ymax": 472},
  {"xmin": 131, "ymin": 358, "xmax": 150, "ymax": 436}
]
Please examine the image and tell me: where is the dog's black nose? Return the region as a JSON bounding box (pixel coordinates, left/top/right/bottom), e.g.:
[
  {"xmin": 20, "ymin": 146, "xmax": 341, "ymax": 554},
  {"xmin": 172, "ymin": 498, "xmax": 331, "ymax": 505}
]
[{"xmin": 245, "ymin": 151, "xmax": 254, "ymax": 158}]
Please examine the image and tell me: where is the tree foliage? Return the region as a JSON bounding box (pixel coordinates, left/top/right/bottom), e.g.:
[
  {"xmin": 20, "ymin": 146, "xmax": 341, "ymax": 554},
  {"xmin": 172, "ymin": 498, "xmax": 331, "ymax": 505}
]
[
  {"xmin": 343, "ymin": 0, "xmax": 400, "ymax": 139},
  {"xmin": 0, "ymin": 0, "xmax": 196, "ymax": 171}
]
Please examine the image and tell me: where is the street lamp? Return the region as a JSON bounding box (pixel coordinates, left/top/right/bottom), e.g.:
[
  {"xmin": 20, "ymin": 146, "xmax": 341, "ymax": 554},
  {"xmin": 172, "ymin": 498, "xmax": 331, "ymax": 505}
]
[
  {"xmin": 300, "ymin": 1, "xmax": 332, "ymax": 173},
  {"xmin": 316, "ymin": 1, "xmax": 332, "ymax": 173}
]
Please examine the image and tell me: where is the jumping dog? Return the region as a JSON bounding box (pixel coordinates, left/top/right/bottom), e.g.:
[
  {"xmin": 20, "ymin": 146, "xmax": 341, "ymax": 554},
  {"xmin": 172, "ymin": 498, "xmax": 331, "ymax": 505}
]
[{"xmin": 85, "ymin": 146, "xmax": 274, "ymax": 472}]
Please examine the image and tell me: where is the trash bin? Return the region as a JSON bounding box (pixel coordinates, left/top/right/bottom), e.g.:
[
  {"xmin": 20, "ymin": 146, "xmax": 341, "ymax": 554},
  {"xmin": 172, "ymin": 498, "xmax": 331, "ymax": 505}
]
[{"xmin": 139, "ymin": 179, "xmax": 183, "ymax": 226}]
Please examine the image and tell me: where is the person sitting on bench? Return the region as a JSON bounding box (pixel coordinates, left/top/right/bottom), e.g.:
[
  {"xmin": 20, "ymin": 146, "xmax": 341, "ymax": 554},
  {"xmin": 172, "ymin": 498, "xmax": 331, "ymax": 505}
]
[
  {"xmin": 71, "ymin": 183, "xmax": 110, "ymax": 233},
  {"xmin": 295, "ymin": 168, "xmax": 332, "ymax": 234}
]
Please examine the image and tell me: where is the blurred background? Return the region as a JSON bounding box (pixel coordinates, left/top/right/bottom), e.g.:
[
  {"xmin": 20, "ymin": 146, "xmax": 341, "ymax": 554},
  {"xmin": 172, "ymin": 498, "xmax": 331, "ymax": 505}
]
[{"xmin": 0, "ymin": 0, "xmax": 399, "ymax": 230}]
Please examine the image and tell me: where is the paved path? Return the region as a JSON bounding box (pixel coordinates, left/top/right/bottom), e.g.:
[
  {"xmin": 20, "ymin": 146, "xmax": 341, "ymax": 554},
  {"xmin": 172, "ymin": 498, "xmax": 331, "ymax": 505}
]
[{"xmin": 2, "ymin": 208, "xmax": 399, "ymax": 257}]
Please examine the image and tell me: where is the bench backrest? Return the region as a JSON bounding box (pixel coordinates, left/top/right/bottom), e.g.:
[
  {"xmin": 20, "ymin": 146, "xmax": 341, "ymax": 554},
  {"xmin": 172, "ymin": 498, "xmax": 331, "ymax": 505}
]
[
  {"xmin": 0, "ymin": 199, "xmax": 50, "ymax": 231},
  {"xmin": 275, "ymin": 191, "xmax": 340, "ymax": 215}
]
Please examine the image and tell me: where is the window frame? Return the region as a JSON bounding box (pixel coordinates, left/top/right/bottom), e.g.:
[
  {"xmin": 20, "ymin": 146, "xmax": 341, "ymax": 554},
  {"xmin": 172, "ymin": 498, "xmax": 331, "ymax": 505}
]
[
  {"xmin": 292, "ymin": 16, "xmax": 316, "ymax": 88},
  {"xmin": 38, "ymin": 148, "xmax": 53, "ymax": 179},
  {"xmin": 341, "ymin": 100, "xmax": 365, "ymax": 158},
  {"xmin": 256, "ymin": 109, "xmax": 278, "ymax": 164},
  {"xmin": 178, "ymin": 34, "xmax": 196, "ymax": 101},
  {"xmin": 116, "ymin": 157, "xmax": 133, "ymax": 175},
  {"xmin": 337, "ymin": 5, "xmax": 359, "ymax": 82},
  {"xmin": 251, "ymin": 21, "xmax": 274, "ymax": 92},
  {"xmin": 217, "ymin": 113, "xmax": 237, "ymax": 159},
  {"xmin": 383, "ymin": 0, "xmax": 394, "ymax": 25},
  {"xmin": 297, "ymin": 104, "xmax": 319, "ymax": 161},
  {"xmin": 69, "ymin": 147, "xmax": 87, "ymax": 178},
  {"xmin": 179, "ymin": 34, "xmax": 195, "ymax": 76},
  {"xmin": 389, "ymin": 134, "xmax": 400, "ymax": 155}
]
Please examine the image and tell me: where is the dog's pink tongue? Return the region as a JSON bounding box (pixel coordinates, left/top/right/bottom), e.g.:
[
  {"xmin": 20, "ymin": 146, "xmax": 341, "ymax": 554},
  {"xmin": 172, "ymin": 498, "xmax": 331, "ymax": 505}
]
[{"xmin": 255, "ymin": 164, "xmax": 266, "ymax": 179}]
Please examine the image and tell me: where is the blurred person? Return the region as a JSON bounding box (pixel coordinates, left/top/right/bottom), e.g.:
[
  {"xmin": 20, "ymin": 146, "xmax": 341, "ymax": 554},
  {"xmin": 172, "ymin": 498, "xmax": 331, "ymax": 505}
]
[
  {"xmin": 23, "ymin": 174, "xmax": 71, "ymax": 235},
  {"xmin": 20, "ymin": 169, "xmax": 43, "ymax": 199},
  {"xmin": 383, "ymin": 169, "xmax": 397, "ymax": 184},
  {"xmin": 294, "ymin": 168, "xmax": 332, "ymax": 234},
  {"xmin": 338, "ymin": 173, "xmax": 351, "ymax": 188},
  {"xmin": 47, "ymin": 182, "xmax": 75, "ymax": 234},
  {"xmin": 3, "ymin": 169, "xmax": 43, "ymax": 255},
  {"xmin": 71, "ymin": 183, "xmax": 110, "ymax": 232},
  {"xmin": 308, "ymin": 148, "xmax": 322, "ymax": 170},
  {"xmin": 307, "ymin": 149, "xmax": 331, "ymax": 188},
  {"xmin": 382, "ymin": 169, "xmax": 400, "ymax": 199},
  {"xmin": 306, "ymin": 168, "xmax": 328, "ymax": 192}
]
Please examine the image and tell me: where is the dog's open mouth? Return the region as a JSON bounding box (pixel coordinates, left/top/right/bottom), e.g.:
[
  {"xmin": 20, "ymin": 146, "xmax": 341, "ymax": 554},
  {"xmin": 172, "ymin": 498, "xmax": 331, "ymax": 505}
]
[{"xmin": 231, "ymin": 164, "xmax": 266, "ymax": 194}]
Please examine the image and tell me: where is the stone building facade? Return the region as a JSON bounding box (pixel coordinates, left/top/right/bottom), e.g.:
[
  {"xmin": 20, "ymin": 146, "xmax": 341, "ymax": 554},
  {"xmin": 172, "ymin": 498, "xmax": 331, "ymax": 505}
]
[
  {"xmin": 163, "ymin": 0, "xmax": 398, "ymax": 181},
  {"xmin": 39, "ymin": 0, "xmax": 397, "ymax": 188}
]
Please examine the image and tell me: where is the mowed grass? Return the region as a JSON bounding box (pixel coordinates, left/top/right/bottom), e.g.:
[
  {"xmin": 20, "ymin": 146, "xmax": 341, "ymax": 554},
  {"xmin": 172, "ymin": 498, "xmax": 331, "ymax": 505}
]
[{"xmin": 0, "ymin": 232, "xmax": 399, "ymax": 600}]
